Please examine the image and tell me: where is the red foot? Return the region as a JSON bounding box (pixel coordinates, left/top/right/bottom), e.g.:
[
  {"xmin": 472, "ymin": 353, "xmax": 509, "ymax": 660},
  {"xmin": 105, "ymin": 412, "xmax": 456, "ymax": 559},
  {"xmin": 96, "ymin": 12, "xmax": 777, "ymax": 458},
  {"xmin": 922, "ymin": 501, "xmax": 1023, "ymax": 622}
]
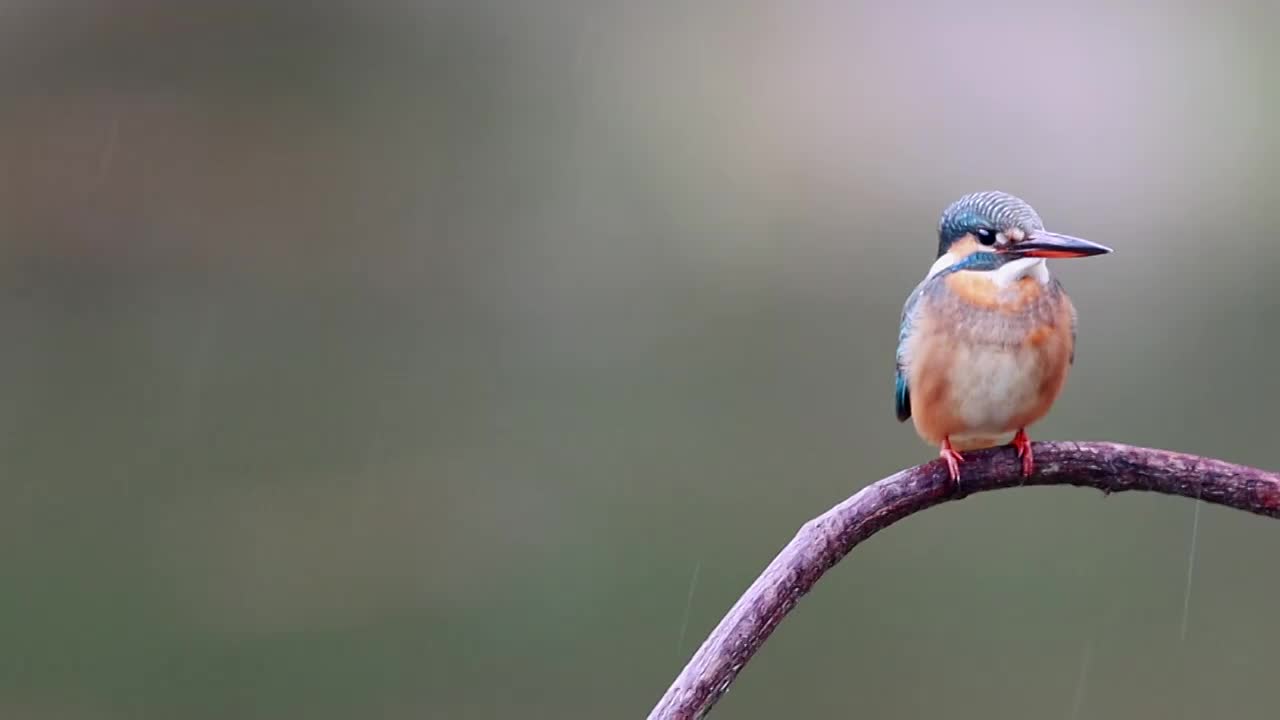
[
  {"xmin": 940, "ymin": 436, "xmax": 965, "ymax": 485},
  {"xmin": 1012, "ymin": 428, "xmax": 1034, "ymax": 477}
]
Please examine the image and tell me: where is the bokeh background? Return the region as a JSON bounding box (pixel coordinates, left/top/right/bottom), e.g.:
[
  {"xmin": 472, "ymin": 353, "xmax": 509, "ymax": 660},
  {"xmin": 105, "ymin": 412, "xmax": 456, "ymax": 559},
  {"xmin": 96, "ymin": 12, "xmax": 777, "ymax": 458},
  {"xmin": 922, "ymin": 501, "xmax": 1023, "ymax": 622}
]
[{"xmin": 1, "ymin": 2, "xmax": 1277, "ymax": 718}]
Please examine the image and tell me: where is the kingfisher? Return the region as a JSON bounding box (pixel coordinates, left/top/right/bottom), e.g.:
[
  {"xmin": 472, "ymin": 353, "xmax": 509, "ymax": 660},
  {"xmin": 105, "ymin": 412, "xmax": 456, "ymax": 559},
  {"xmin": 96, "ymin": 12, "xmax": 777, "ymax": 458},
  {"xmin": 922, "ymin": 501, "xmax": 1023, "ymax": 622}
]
[{"xmin": 894, "ymin": 191, "xmax": 1112, "ymax": 484}]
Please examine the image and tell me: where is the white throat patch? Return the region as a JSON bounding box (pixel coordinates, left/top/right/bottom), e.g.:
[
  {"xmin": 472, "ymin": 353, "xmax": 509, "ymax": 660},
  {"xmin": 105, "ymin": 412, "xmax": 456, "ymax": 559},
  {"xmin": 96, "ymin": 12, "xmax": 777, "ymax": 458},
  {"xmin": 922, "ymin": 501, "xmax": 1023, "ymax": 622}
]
[
  {"xmin": 990, "ymin": 257, "xmax": 1050, "ymax": 287},
  {"xmin": 924, "ymin": 251, "xmax": 960, "ymax": 280},
  {"xmin": 924, "ymin": 253, "xmax": 1050, "ymax": 287}
]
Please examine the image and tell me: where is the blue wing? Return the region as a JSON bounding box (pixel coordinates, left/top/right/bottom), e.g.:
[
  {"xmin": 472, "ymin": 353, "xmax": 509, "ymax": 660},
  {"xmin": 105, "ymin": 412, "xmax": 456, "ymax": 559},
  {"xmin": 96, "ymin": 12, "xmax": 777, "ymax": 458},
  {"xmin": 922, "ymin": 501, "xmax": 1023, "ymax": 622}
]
[
  {"xmin": 894, "ymin": 280, "xmax": 929, "ymax": 422},
  {"xmin": 895, "ymin": 370, "xmax": 911, "ymax": 422}
]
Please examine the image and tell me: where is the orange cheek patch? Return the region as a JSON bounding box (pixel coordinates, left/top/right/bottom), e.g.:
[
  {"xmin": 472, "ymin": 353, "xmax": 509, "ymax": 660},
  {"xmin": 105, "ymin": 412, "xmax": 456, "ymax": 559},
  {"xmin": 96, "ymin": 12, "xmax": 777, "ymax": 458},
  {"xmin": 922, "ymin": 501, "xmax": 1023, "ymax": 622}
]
[{"xmin": 948, "ymin": 235, "xmax": 981, "ymax": 258}]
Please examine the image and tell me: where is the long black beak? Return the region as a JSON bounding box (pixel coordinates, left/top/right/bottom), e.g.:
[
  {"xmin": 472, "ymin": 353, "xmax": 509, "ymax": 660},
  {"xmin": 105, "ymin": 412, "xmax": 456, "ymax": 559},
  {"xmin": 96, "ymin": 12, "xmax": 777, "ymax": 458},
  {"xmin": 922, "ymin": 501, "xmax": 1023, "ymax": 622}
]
[{"xmin": 1012, "ymin": 231, "xmax": 1113, "ymax": 259}]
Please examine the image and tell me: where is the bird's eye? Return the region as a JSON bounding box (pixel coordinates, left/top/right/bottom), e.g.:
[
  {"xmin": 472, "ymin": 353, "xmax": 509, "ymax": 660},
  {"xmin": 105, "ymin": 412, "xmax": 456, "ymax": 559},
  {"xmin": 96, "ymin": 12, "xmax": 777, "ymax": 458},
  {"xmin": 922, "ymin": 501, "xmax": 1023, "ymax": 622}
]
[{"xmin": 975, "ymin": 228, "xmax": 997, "ymax": 246}]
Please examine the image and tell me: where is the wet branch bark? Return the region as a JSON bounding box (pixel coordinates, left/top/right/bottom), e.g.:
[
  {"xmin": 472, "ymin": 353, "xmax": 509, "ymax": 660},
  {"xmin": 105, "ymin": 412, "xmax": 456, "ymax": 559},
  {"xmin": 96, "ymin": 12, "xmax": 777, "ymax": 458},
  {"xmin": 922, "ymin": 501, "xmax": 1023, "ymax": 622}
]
[{"xmin": 647, "ymin": 441, "xmax": 1280, "ymax": 720}]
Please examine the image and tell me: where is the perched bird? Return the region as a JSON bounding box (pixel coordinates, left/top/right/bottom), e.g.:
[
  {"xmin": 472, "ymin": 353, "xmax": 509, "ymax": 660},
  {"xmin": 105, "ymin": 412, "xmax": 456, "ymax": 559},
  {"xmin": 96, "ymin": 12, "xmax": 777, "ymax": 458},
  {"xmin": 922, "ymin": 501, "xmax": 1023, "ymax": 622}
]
[{"xmin": 894, "ymin": 191, "xmax": 1112, "ymax": 483}]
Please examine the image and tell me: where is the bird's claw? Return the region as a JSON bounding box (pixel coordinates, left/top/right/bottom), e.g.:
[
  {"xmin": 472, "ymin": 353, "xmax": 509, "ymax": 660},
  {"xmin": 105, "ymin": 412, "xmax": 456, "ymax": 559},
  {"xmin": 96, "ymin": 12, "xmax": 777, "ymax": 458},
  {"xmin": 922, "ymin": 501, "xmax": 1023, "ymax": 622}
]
[
  {"xmin": 1012, "ymin": 428, "xmax": 1034, "ymax": 478},
  {"xmin": 940, "ymin": 437, "xmax": 965, "ymax": 491}
]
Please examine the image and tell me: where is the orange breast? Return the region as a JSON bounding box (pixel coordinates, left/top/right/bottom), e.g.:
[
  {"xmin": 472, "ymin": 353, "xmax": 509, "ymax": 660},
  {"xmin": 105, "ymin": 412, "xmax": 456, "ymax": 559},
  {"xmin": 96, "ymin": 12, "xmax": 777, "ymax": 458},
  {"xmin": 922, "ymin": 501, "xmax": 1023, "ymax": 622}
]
[
  {"xmin": 944, "ymin": 272, "xmax": 1044, "ymax": 313},
  {"xmin": 905, "ymin": 277, "xmax": 1075, "ymax": 446}
]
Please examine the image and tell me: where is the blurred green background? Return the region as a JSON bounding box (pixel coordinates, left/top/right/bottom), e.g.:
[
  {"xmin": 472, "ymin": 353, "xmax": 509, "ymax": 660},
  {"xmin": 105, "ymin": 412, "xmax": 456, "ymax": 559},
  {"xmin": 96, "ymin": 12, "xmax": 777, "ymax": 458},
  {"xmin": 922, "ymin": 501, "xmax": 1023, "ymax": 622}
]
[{"xmin": 1, "ymin": 2, "xmax": 1278, "ymax": 718}]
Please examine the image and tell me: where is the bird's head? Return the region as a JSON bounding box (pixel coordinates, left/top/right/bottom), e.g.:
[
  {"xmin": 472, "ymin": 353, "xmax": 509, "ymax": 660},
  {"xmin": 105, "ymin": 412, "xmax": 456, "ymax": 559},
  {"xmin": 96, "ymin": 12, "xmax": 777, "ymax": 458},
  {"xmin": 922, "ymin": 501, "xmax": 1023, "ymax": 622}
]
[{"xmin": 935, "ymin": 191, "xmax": 1112, "ymax": 266}]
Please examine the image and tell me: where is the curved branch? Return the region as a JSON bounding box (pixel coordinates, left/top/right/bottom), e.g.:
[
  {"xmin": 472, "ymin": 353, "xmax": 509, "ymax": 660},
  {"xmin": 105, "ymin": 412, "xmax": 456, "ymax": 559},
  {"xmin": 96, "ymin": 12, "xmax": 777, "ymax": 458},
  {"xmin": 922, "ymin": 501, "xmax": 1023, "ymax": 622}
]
[{"xmin": 647, "ymin": 441, "xmax": 1280, "ymax": 720}]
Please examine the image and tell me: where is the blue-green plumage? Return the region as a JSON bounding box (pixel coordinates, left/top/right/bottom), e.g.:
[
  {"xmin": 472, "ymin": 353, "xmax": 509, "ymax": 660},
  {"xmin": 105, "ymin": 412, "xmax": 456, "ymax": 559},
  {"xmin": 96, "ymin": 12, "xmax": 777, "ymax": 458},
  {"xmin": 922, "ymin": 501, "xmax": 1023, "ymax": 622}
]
[
  {"xmin": 936, "ymin": 191, "xmax": 1045, "ymax": 257},
  {"xmin": 895, "ymin": 370, "xmax": 911, "ymax": 422}
]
